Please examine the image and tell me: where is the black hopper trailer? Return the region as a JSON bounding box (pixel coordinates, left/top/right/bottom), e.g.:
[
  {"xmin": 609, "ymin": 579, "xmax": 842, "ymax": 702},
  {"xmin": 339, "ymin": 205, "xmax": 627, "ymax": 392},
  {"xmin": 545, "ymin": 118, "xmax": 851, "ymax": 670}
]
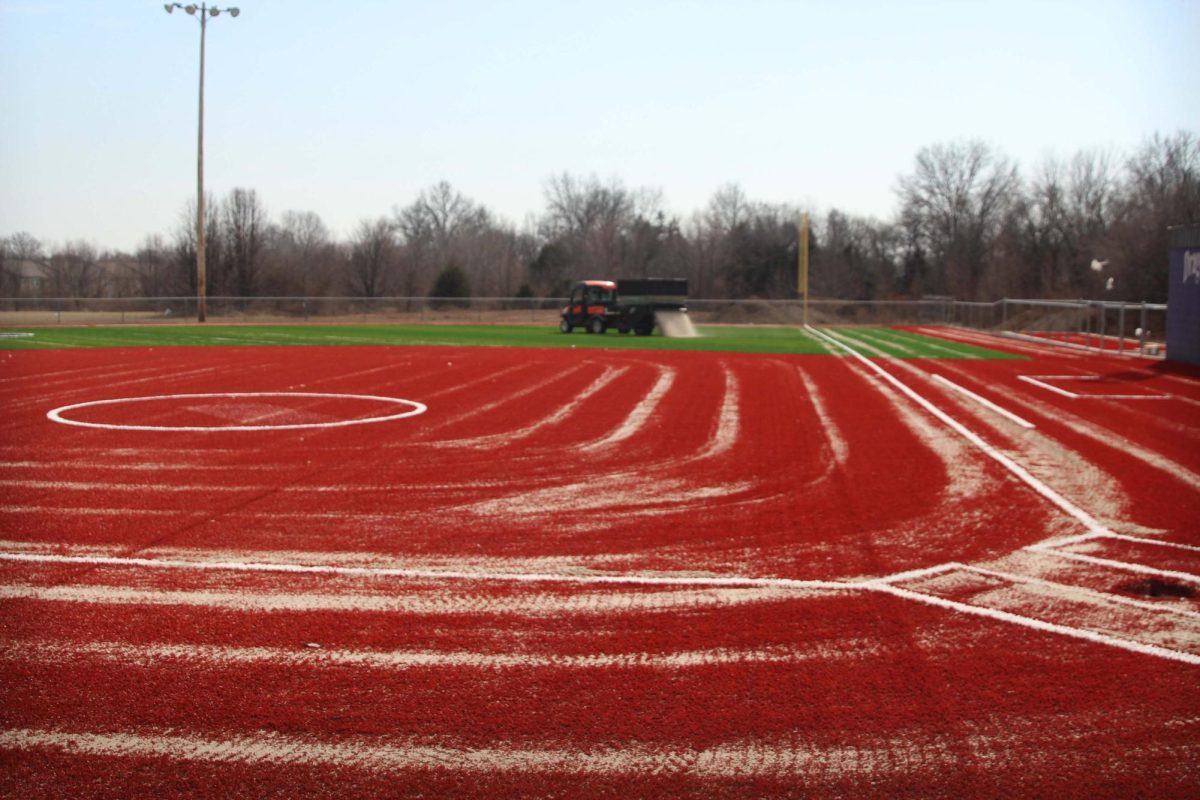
[{"xmin": 559, "ymin": 278, "xmax": 689, "ymax": 336}]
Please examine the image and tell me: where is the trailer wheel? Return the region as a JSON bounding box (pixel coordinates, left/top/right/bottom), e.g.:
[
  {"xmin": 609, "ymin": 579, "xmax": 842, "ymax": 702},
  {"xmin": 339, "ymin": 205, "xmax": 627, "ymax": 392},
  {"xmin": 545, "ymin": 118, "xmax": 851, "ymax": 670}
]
[
  {"xmin": 634, "ymin": 323, "xmax": 653, "ymax": 336},
  {"xmin": 559, "ymin": 318, "xmax": 573, "ymax": 333},
  {"xmin": 588, "ymin": 317, "xmax": 607, "ymax": 335}
]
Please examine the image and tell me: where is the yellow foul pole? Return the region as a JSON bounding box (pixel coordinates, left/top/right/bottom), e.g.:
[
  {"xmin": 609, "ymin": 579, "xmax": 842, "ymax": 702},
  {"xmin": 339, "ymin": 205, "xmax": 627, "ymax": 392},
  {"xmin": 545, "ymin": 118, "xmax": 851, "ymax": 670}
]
[{"xmin": 797, "ymin": 212, "xmax": 810, "ymax": 325}]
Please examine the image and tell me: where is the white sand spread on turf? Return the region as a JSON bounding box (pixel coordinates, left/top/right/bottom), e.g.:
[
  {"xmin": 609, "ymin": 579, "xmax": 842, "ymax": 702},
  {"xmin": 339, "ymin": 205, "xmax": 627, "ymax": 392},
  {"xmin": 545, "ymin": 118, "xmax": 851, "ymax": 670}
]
[{"xmin": 656, "ymin": 310, "xmax": 699, "ymax": 338}]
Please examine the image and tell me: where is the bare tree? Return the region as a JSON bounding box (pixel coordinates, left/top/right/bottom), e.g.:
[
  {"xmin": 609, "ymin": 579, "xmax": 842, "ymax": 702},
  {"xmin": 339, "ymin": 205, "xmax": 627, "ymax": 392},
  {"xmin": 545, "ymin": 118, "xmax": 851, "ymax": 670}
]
[
  {"xmin": 131, "ymin": 235, "xmax": 174, "ymax": 297},
  {"xmin": 42, "ymin": 241, "xmax": 102, "ymax": 298},
  {"xmin": 347, "ymin": 217, "xmax": 397, "ymax": 298},
  {"xmin": 275, "ymin": 210, "xmax": 336, "ymax": 296},
  {"xmin": 222, "ymin": 188, "xmax": 268, "ymax": 296},
  {"xmin": 395, "ymin": 182, "xmax": 492, "ymax": 298},
  {"xmin": 897, "ymin": 140, "xmax": 1020, "ymax": 299},
  {"xmin": 1111, "ymin": 131, "xmax": 1200, "ymax": 300},
  {"xmin": 172, "ymin": 194, "xmax": 223, "ymax": 297}
]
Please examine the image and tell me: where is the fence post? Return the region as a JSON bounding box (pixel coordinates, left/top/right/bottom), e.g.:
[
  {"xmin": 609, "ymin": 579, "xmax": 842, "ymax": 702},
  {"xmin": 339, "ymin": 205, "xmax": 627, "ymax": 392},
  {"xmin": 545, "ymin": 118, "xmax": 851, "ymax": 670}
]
[
  {"xmin": 1139, "ymin": 303, "xmax": 1147, "ymax": 355},
  {"xmin": 1117, "ymin": 304, "xmax": 1125, "ymax": 354}
]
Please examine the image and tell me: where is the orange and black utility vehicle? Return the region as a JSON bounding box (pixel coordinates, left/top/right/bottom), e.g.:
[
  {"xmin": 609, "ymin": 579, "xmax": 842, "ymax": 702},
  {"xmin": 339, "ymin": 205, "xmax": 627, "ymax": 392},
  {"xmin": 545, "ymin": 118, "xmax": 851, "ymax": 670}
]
[{"xmin": 559, "ymin": 278, "xmax": 688, "ymax": 336}]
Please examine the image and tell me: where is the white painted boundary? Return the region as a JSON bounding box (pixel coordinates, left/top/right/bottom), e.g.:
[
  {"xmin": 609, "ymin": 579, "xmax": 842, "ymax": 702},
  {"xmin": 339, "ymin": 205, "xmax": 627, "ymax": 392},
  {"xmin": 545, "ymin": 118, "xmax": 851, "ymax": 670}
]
[
  {"xmin": 46, "ymin": 392, "xmax": 427, "ymax": 432},
  {"xmin": 931, "ymin": 374, "xmax": 1036, "ymax": 429},
  {"xmin": 1018, "ymin": 375, "xmax": 1171, "ymax": 400},
  {"xmin": 804, "ymin": 326, "xmax": 1111, "ymax": 536},
  {"xmin": 867, "ymin": 581, "xmax": 1200, "ymax": 666},
  {"xmin": 4, "ymin": 548, "xmax": 1197, "ymax": 665},
  {"xmin": 1025, "ymin": 543, "xmax": 1200, "ymax": 585}
]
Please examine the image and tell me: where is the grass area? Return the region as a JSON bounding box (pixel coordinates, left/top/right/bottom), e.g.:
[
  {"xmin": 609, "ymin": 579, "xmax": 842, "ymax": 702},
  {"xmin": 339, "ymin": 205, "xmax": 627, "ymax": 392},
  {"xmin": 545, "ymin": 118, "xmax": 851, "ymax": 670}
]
[{"xmin": 0, "ymin": 324, "xmax": 1022, "ymax": 359}]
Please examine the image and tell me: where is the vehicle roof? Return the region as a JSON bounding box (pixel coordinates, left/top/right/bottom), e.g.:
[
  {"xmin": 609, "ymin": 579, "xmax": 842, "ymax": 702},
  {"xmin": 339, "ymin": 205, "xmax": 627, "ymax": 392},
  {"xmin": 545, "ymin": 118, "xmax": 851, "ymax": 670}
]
[{"xmin": 578, "ymin": 280, "xmax": 617, "ymax": 289}]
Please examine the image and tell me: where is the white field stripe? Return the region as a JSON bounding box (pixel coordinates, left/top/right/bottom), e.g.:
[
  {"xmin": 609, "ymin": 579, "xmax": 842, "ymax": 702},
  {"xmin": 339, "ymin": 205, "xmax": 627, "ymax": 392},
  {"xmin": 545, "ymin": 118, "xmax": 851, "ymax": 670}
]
[
  {"xmin": 796, "ymin": 366, "xmax": 849, "ymax": 466},
  {"xmin": 884, "ymin": 331, "xmax": 976, "ymax": 359},
  {"xmin": 863, "ymin": 582, "xmax": 1200, "ymax": 666},
  {"xmin": 914, "ymin": 326, "xmax": 1061, "ymax": 358},
  {"xmin": 0, "ymin": 581, "xmax": 836, "ymax": 616},
  {"xmin": 978, "ymin": 371, "xmax": 1200, "ymax": 491},
  {"xmin": 2, "ymin": 639, "xmax": 864, "ymax": 671},
  {"xmin": 1038, "ymin": 530, "xmax": 1200, "ymax": 553},
  {"xmin": 821, "ymin": 327, "xmax": 891, "ymax": 358},
  {"xmin": 691, "ymin": 365, "xmax": 740, "ymax": 460},
  {"xmin": 953, "ymin": 563, "xmax": 1200, "ymax": 621},
  {"xmin": 1025, "ymin": 544, "xmax": 1200, "ymax": 585},
  {"xmin": 0, "ymin": 479, "xmax": 266, "ymax": 493},
  {"xmin": 1018, "ymin": 374, "xmax": 1171, "ymax": 401},
  {"xmin": 0, "ymin": 728, "xmax": 956, "ymax": 778},
  {"xmin": 839, "ymin": 328, "xmax": 921, "ymax": 357},
  {"xmin": 0, "ymin": 461, "xmax": 285, "ymax": 473},
  {"xmin": 1018, "ymin": 375, "xmax": 1081, "ymax": 398},
  {"xmin": 435, "ymin": 366, "xmax": 628, "ymax": 448},
  {"xmin": 587, "ymin": 365, "xmax": 676, "ymax": 449},
  {"xmin": 0, "ymin": 550, "xmax": 852, "ymax": 591},
  {"xmin": 931, "ymin": 374, "xmax": 1036, "ymax": 429},
  {"xmin": 415, "ymin": 363, "xmax": 586, "ymax": 436},
  {"xmin": 0, "ymin": 540, "xmax": 636, "ymax": 576},
  {"xmin": 805, "ymin": 325, "xmax": 1111, "ymax": 537}
]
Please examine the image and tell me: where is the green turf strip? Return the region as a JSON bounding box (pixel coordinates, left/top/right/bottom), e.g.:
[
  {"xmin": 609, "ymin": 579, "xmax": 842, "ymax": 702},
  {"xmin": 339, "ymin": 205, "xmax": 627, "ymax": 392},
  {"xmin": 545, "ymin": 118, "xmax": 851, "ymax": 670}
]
[
  {"xmin": 0, "ymin": 324, "xmax": 1019, "ymax": 359},
  {"xmin": 827, "ymin": 327, "xmax": 1023, "ymax": 360}
]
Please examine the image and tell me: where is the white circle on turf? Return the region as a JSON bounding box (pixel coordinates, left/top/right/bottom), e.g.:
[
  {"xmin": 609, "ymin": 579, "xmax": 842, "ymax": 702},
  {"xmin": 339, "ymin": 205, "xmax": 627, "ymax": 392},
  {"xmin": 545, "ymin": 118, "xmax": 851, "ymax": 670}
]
[{"xmin": 46, "ymin": 392, "xmax": 427, "ymax": 432}]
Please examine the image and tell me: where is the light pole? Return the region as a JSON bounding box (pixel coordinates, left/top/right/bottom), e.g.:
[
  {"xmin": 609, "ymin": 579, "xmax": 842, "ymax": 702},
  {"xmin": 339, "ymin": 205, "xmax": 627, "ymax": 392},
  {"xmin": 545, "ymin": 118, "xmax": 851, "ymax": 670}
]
[{"xmin": 165, "ymin": 3, "xmax": 240, "ymax": 323}]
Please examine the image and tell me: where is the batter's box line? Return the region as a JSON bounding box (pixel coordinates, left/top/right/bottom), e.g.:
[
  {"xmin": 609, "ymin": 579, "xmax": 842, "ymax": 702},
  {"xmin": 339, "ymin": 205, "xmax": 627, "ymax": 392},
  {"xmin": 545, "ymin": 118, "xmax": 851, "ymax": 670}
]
[
  {"xmin": 1017, "ymin": 375, "xmax": 1171, "ymax": 400},
  {"xmin": 1025, "ymin": 542, "xmax": 1200, "ymax": 586},
  {"xmin": 953, "ymin": 562, "xmax": 1200, "ymax": 621},
  {"xmin": 866, "ymin": 580, "xmax": 1200, "ymax": 666}
]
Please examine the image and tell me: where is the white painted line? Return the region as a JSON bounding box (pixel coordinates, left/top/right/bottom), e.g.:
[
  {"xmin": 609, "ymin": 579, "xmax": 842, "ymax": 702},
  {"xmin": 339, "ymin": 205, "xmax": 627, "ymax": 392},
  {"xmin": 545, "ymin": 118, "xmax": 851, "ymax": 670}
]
[
  {"xmin": 872, "ymin": 562, "xmax": 960, "ymax": 584},
  {"xmin": 1, "ymin": 639, "xmax": 827, "ymax": 671},
  {"xmin": 5, "ymin": 547, "xmax": 1194, "ymax": 664},
  {"xmin": 865, "ymin": 582, "xmax": 1200, "ymax": 666},
  {"xmin": 587, "ymin": 366, "xmax": 675, "ymax": 449},
  {"xmin": 1017, "ymin": 375, "xmax": 1171, "ymax": 400},
  {"xmin": 931, "ymin": 374, "xmax": 1036, "ymax": 429},
  {"xmin": 1018, "ymin": 375, "xmax": 1080, "ymax": 399},
  {"xmin": 0, "ymin": 551, "xmax": 854, "ymax": 592},
  {"xmin": 805, "ymin": 326, "xmax": 1111, "ymax": 536},
  {"xmin": 1026, "ymin": 544, "xmax": 1200, "ymax": 585},
  {"xmin": 954, "ymin": 563, "xmax": 1200, "ymax": 620},
  {"xmin": 0, "ymin": 728, "xmax": 956, "ymax": 778},
  {"xmin": 46, "ymin": 392, "xmax": 427, "ymax": 432}
]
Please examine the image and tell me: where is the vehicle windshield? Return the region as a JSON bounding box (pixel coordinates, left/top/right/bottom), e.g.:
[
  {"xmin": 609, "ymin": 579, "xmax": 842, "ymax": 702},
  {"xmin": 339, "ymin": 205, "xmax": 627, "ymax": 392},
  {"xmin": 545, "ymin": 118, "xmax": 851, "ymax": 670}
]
[{"xmin": 586, "ymin": 287, "xmax": 615, "ymax": 303}]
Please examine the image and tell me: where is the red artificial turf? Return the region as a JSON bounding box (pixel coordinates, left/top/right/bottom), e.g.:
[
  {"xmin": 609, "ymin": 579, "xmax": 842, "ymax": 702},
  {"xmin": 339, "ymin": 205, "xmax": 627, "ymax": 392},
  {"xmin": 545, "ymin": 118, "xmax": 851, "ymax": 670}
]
[{"xmin": 1, "ymin": 339, "xmax": 1197, "ymax": 798}]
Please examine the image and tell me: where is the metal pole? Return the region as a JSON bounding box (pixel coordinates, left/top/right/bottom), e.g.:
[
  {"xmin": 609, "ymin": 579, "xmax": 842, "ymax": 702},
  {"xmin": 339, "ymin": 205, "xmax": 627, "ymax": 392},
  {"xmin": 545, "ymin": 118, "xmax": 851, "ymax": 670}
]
[
  {"xmin": 796, "ymin": 213, "xmax": 810, "ymax": 326},
  {"xmin": 195, "ymin": 4, "xmax": 207, "ymax": 323}
]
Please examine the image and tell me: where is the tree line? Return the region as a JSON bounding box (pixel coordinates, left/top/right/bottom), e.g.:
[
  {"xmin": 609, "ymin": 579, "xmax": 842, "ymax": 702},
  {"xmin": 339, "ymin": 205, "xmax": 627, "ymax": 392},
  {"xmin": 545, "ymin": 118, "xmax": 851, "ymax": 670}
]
[{"xmin": 2, "ymin": 131, "xmax": 1196, "ymax": 304}]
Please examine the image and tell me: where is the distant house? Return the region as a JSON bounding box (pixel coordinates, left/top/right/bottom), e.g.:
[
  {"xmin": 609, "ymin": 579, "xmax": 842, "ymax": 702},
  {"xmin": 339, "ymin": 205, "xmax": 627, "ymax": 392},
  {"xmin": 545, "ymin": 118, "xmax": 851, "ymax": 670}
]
[{"xmin": 7, "ymin": 260, "xmax": 47, "ymax": 297}]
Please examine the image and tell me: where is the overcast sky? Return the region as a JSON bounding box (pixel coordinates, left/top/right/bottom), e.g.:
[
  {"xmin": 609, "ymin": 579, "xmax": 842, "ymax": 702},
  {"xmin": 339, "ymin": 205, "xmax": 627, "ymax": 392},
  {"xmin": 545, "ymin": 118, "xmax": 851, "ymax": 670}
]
[{"xmin": 1, "ymin": 0, "xmax": 1197, "ymax": 252}]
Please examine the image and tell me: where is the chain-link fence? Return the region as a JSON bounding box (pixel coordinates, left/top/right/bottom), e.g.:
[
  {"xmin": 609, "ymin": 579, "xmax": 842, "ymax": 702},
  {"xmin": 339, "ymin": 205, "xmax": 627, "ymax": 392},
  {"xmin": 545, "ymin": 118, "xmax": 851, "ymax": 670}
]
[{"xmin": 0, "ymin": 295, "xmax": 1169, "ymax": 356}]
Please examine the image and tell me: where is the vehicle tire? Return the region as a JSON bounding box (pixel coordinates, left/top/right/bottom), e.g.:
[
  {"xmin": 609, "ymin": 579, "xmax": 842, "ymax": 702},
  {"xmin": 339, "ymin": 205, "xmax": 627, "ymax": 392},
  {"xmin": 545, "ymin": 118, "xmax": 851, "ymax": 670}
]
[
  {"xmin": 559, "ymin": 318, "xmax": 573, "ymax": 334},
  {"xmin": 588, "ymin": 317, "xmax": 607, "ymax": 335}
]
